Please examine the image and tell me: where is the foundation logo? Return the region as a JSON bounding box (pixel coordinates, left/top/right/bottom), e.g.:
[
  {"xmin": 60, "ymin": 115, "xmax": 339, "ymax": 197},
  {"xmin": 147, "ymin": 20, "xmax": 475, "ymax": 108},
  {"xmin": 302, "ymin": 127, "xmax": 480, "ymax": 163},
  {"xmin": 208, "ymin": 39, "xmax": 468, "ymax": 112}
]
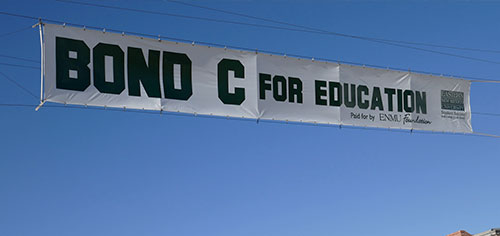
[{"xmin": 441, "ymin": 90, "xmax": 464, "ymax": 111}]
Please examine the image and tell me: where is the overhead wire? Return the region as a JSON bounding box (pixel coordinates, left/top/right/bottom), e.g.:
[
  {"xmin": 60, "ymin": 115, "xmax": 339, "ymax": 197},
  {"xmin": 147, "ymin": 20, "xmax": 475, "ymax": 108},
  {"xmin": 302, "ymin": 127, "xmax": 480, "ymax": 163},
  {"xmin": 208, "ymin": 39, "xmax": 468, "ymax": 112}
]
[
  {"xmin": 164, "ymin": 0, "xmax": 500, "ymax": 54},
  {"xmin": 472, "ymin": 112, "xmax": 500, "ymax": 117},
  {"xmin": 0, "ymin": 102, "xmax": 498, "ymax": 138},
  {"xmin": 53, "ymin": 0, "xmax": 500, "ymax": 65},
  {"xmin": 9, "ymin": 103, "xmax": 500, "ymax": 138},
  {"xmin": 0, "ymin": 11, "xmax": 38, "ymax": 21},
  {"xmin": 0, "ymin": 23, "xmax": 41, "ymax": 68},
  {"xmin": 52, "ymin": 0, "xmax": 328, "ymax": 33},
  {"xmin": 0, "ymin": 62, "xmax": 40, "ymax": 70},
  {"xmin": 0, "ymin": 53, "xmax": 39, "ymax": 63},
  {"xmin": 2, "ymin": 10, "xmax": 500, "ymax": 82},
  {"xmin": 0, "ymin": 25, "xmax": 33, "ymax": 38},
  {"xmin": 1, "ymin": 9, "xmax": 500, "ymax": 125},
  {"xmin": 0, "ymin": 71, "xmax": 38, "ymax": 99}
]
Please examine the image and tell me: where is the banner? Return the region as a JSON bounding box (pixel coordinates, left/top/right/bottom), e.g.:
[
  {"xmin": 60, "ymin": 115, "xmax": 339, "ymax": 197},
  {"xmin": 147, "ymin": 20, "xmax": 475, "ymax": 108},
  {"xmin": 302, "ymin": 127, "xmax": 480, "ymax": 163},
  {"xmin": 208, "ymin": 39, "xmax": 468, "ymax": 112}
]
[{"xmin": 42, "ymin": 23, "xmax": 472, "ymax": 133}]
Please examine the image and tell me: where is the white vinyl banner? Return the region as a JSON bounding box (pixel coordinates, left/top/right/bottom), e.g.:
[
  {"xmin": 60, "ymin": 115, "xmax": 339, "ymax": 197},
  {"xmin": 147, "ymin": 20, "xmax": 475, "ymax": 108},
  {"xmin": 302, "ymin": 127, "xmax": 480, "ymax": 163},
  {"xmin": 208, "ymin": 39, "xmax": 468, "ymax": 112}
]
[{"xmin": 43, "ymin": 23, "xmax": 472, "ymax": 133}]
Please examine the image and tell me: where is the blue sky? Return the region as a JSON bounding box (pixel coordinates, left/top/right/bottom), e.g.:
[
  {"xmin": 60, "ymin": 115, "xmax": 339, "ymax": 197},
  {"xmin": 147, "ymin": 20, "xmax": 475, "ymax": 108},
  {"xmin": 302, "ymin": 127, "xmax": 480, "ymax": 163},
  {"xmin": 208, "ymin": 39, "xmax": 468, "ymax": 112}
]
[{"xmin": 1, "ymin": 1, "xmax": 500, "ymax": 236}]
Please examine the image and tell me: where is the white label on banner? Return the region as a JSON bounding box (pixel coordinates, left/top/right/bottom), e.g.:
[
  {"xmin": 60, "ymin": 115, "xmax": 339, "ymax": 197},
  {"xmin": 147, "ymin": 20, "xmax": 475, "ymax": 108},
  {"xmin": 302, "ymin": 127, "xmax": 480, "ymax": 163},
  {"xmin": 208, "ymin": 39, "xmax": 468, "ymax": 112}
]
[{"xmin": 42, "ymin": 23, "xmax": 472, "ymax": 133}]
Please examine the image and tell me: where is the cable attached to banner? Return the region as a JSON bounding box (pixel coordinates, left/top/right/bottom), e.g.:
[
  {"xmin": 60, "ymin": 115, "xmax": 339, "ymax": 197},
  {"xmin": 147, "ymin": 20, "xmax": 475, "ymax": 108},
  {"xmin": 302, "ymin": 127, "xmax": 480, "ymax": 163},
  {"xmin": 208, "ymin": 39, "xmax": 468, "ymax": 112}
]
[
  {"xmin": 472, "ymin": 132, "xmax": 500, "ymax": 138},
  {"xmin": 164, "ymin": 0, "xmax": 500, "ymax": 54},
  {"xmin": 0, "ymin": 25, "xmax": 33, "ymax": 38},
  {"xmin": 0, "ymin": 19, "xmax": 493, "ymax": 137},
  {"xmin": 469, "ymin": 79, "xmax": 500, "ymax": 84},
  {"xmin": 0, "ymin": 102, "xmax": 498, "ymax": 138},
  {"xmin": 0, "ymin": 71, "xmax": 38, "ymax": 99},
  {"xmin": 0, "ymin": 62, "xmax": 39, "ymax": 70},
  {"xmin": 35, "ymin": 19, "xmax": 500, "ymax": 84},
  {"xmin": 3, "ymin": 12, "xmax": 500, "ymax": 84},
  {"xmin": 36, "ymin": 22, "xmax": 474, "ymax": 134},
  {"xmin": 0, "ymin": 54, "xmax": 39, "ymax": 63},
  {"xmin": 0, "ymin": 14, "xmax": 499, "ymax": 137},
  {"xmin": 53, "ymin": 0, "xmax": 500, "ymax": 66}
]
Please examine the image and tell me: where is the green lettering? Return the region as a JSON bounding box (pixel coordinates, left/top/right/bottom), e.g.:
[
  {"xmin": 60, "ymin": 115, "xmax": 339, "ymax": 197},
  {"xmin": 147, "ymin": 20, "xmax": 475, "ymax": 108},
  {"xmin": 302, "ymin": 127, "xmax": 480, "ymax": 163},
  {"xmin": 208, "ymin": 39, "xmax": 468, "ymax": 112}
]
[
  {"xmin": 415, "ymin": 91, "xmax": 427, "ymax": 114},
  {"xmin": 127, "ymin": 47, "xmax": 161, "ymax": 98},
  {"xmin": 328, "ymin": 82, "xmax": 342, "ymax": 107},
  {"xmin": 315, "ymin": 80, "xmax": 327, "ymax": 106},
  {"xmin": 217, "ymin": 59, "xmax": 245, "ymax": 105},
  {"xmin": 404, "ymin": 90, "xmax": 415, "ymax": 112},
  {"xmin": 93, "ymin": 43, "xmax": 124, "ymax": 95},
  {"xmin": 273, "ymin": 75, "xmax": 287, "ymax": 102},
  {"xmin": 357, "ymin": 85, "xmax": 369, "ymax": 109},
  {"xmin": 259, "ymin": 73, "xmax": 271, "ymax": 100},
  {"xmin": 371, "ymin": 87, "xmax": 384, "ymax": 111},
  {"xmin": 56, "ymin": 37, "xmax": 90, "ymax": 91},
  {"xmin": 344, "ymin": 83, "xmax": 356, "ymax": 108},
  {"xmin": 288, "ymin": 77, "xmax": 302, "ymax": 104},
  {"xmin": 384, "ymin": 88, "xmax": 396, "ymax": 111},
  {"xmin": 163, "ymin": 51, "xmax": 192, "ymax": 101},
  {"xmin": 397, "ymin": 89, "xmax": 403, "ymax": 112}
]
